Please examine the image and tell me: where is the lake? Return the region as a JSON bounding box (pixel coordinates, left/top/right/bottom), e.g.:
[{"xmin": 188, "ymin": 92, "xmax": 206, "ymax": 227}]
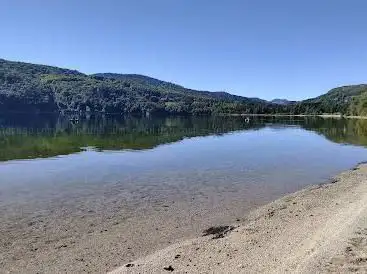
[{"xmin": 2, "ymin": 114, "xmax": 367, "ymax": 272}]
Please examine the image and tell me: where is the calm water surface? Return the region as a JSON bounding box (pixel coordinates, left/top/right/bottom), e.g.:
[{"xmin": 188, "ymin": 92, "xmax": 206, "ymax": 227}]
[{"xmin": 2, "ymin": 115, "xmax": 367, "ymax": 207}]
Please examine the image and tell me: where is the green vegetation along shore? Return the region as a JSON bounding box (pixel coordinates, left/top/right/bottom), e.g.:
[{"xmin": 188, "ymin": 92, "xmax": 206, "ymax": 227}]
[{"xmin": 1, "ymin": 58, "xmax": 366, "ymax": 116}]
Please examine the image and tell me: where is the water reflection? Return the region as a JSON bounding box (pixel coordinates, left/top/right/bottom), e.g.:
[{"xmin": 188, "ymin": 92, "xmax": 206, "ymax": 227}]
[{"xmin": 1, "ymin": 114, "xmax": 367, "ymax": 161}]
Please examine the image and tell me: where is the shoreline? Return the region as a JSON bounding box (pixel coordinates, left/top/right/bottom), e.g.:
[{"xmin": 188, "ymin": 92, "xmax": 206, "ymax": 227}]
[
  {"xmin": 112, "ymin": 163, "xmax": 367, "ymax": 273},
  {"xmin": 2, "ymin": 161, "xmax": 367, "ymax": 273},
  {"xmin": 223, "ymin": 113, "xmax": 367, "ymax": 119},
  {"xmin": 2, "ymin": 112, "xmax": 367, "ymax": 120}
]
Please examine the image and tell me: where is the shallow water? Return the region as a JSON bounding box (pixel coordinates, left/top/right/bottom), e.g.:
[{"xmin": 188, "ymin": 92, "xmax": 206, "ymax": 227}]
[
  {"xmin": 1, "ymin": 115, "xmax": 367, "ymax": 205},
  {"xmin": 2, "ymin": 114, "xmax": 367, "ymax": 272}
]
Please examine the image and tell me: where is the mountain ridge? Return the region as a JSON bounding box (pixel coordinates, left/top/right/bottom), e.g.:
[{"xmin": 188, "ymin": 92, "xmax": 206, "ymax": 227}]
[
  {"xmin": 0, "ymin": 58, "xmax": 366, "ymax": 116},
  {"xmin": 270, "ymin": 99, "xmax": 295, "ymax": 105}
]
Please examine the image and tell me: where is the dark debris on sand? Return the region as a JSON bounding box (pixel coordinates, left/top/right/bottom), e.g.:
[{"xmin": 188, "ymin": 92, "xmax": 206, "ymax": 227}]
[
  {"xmin": 202, "ymin": 225, "xmax": 235, "ymax": 239},
  {"xmin": 163, "ymin": 265, "xmax": 174, "ymax": 271}
]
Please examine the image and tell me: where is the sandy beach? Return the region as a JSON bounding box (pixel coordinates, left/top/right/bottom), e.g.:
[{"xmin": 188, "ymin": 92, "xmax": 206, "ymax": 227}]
[
  {"xmin": 2, "ymin": 162, "xmax": 367, "ymax": 273},
  {"xmin": 112, "ymin": 163, "xmax": 367, "ymax": 273}
]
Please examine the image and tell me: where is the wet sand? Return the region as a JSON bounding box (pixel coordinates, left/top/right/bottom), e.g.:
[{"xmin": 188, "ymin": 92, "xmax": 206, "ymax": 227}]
[{"xmin": 112, "ymin": 164, "xmax": 367, "ymax": 273}]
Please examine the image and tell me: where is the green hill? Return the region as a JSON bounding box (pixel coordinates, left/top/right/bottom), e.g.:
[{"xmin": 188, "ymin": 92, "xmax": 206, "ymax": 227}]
[
  {"xmin": 0, "ymin": 58, "xmax": 366, "ymax": 116},
  {"xmin": 0, "ymin": 59, "xmax": 281, "ymax": 115},
  {"xmin": 291, "ymin": 85, "xmax": 367, "ymax": 115}
]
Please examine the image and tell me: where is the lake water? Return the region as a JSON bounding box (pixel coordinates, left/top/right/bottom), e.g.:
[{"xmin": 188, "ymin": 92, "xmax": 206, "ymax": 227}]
[{"xmin": 2, "ymin": 114, "xmax": 367, "ymax": 272}]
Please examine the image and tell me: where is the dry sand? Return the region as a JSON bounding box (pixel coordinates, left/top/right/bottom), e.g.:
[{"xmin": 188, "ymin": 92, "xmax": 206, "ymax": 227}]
[{"xmin": 112, "ymin": 164, "xmax": 367, "ymax": 273}]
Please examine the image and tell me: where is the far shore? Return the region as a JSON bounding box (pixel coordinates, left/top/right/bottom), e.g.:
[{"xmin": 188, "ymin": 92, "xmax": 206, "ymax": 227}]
[
  {"xmin": 2, "ymin": 111, "xmax": 367, "ymax": 120},
  {"xmin": 223, "ymin": 113, "xmax": 367, "ymax": 119},
  {"xmin": 112, "ymin": 163, "xmax": 367, "ymax": 273}
]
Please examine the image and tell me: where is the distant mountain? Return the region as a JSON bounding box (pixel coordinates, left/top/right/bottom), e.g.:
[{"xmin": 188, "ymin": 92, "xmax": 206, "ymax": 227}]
[
  {"xmin": 1, "ymin": 58, "xmax": 366, "ymax": 116},
  {"xmin": 270, "ymin": 99, "xmax": 295, "ymax": 105}
]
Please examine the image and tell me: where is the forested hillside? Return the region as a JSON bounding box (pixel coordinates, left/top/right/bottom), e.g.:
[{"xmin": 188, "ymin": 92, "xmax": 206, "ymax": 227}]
[
  {"xmin": 0, "ymin": 58, "xmax": 366, "ymax": 116},
  {"xmin": 0, "ymin": 59, "xmax": 284, "ymax": 115},
  {"xmin": 293, "ymin": 85, "xmax": 367, "ymax": 115}
]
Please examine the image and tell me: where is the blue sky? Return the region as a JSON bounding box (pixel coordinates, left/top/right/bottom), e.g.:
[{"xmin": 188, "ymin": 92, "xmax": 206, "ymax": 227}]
[{"xmin": 1, "ymin": 0, "xmax": 366, "ymax": 100}]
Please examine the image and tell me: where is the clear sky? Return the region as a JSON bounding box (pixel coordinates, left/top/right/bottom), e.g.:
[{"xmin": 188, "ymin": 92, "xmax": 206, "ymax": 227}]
[{"xmin": 1, "ymin": 0, "xmax": 366, "ymax": 100}]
